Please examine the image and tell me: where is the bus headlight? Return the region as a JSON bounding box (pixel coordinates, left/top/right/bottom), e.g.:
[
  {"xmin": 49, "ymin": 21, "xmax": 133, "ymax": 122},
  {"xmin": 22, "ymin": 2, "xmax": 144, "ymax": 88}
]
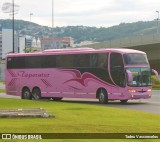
[
  {"xmin": 147, "ymin": 89, "xmax": 152, "ymax": 92},
  {"xmin": 128, "ymin": 89, "xmax": 136, "ymax": 93}
]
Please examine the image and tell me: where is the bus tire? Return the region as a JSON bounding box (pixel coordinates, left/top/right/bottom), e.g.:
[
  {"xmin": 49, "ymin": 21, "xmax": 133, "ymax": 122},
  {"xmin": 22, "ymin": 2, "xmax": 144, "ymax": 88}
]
[
  {"xmin": 98, "ymin": 89, "xmax": 108, "ymax": 104},
  {"xmin": 120, "ymin": 100, "xmax": 128, "ymax": 103},
  {"xmin": 32, "ymin": 88, "xmax": 41, "ymax": 100},
  {"xmin": 52, "ymin": 97, "xmax": 63, "ymax": 101},
  {"xmin": 22, "ymin": 88, "xmax": 32, "ymax": 100}
]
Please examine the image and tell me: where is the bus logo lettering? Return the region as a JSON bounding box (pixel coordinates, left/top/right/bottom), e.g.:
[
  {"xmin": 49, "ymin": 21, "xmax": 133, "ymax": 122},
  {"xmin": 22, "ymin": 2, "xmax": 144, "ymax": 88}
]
[{"xmin": 17, "ymin": 71, "xmax": 50, "ymax": 78}]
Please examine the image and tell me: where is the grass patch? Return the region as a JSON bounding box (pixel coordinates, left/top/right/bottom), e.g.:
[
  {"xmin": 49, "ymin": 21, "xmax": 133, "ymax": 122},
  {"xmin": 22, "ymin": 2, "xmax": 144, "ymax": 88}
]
[
  {"xmin": 0, "ymin": 98, "xmax": 159, "ymax": 133},
  {"xmin": 0, "ymin": 98, "xmax": 159, "ymax": 142},
  {"xmin": 152, "ymin": 75, "xmax": 160, "ymax": 90},
  {"xmin": 0, "ymin": 88, "xmax": 5, "ymax": 93}
]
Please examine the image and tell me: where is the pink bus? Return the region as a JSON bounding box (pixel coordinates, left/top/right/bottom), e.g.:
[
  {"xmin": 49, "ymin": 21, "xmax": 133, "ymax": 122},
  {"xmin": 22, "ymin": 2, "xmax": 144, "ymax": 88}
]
[{"xmin": 5, "ymin": 48, "xmax": 158, "ymax": 103}]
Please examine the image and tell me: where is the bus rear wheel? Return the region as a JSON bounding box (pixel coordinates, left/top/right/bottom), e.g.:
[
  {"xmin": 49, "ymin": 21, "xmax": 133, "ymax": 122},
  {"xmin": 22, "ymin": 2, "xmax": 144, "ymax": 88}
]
[
  {"xmin": 32, "ymin": 88, "xmax": 41, "ymax": 100},
  {"xmin": 22, "ymin": 88, "xmax": 32, "ymax": 100},
  {"xmin": 98, "ymin": 89, "xmax": 108, "ymax": 104}
]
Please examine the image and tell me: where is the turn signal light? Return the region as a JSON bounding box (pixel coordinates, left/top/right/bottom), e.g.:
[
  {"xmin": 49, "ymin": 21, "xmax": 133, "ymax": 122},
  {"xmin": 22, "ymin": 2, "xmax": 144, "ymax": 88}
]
[{"xmin": 128, "ymin": 89, "xmax": 136, "ymax": 93}]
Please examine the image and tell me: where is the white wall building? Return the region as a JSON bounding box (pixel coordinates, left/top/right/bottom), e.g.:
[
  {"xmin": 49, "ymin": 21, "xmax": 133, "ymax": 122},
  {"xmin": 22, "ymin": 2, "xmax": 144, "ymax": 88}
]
[
  {"xmin": 0, "ymin": 28, "xmax": 27, "ymax": 59},
  {"xmin": 2, "ymin": 29, "xmax": 13, "ymax": 59},
  {"xmin": 19, "ymin": 37, "xmax": 26, "ymax": 53}
]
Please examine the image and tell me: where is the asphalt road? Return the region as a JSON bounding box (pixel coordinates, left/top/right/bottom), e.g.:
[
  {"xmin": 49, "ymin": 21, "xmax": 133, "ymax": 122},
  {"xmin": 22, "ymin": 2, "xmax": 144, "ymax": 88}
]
[{"xmin": 0, "ymin": 91, "xmax": 159, "ymax": 114}]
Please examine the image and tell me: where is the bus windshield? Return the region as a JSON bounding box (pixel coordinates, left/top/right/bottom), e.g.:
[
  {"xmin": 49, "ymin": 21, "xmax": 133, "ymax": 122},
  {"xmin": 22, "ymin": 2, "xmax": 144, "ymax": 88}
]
[
  {"xmin": 127, "ymin": 68, "xmax": 152, "ymax": 86},
  {"xmin": 124, "ymin": 53, "xmax": 149, "ymax": 65}
]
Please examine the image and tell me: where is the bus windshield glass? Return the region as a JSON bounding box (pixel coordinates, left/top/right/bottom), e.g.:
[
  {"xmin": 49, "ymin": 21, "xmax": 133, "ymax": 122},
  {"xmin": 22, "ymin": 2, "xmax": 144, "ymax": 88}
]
[
  {"xmin": 124, "ymin": 53, "xmax": 149, "ymax": 65},
  {"xmin": 127, "ymin": 68, "xmax": 152, "ymax": 86}
]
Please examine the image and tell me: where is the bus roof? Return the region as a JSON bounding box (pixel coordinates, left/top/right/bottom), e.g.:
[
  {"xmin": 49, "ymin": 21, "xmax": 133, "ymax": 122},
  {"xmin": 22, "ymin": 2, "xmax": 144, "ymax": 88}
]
[{"xmin": 6, "ymin": 48, "xmax": 146, "ymax": 57}]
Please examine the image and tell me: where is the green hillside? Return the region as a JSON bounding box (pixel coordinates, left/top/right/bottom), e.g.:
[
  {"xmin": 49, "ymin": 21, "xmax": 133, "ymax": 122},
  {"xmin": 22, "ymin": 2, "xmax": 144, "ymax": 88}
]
[{"xmin": 0, "ymin": 19, "xmax": 158, "ymax": 42}]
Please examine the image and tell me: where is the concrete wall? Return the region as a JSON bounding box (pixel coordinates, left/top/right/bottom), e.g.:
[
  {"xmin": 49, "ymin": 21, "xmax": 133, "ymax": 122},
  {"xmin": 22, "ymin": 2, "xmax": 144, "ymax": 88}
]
[{"xmin": 88, "ymin": 34, "xmax": 160, "ymax": 49}]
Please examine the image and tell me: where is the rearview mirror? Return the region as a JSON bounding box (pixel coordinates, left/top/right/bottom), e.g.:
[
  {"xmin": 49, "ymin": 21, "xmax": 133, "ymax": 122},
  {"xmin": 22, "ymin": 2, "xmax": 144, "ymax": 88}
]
[{"xmin": 152, "ymin": 69, "xmax": 159, "ymax": 81}]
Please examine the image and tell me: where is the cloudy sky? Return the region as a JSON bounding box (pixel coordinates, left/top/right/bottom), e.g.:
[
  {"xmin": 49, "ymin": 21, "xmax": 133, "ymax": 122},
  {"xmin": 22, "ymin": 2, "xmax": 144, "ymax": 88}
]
[{"xmin": 0, "ymin": 0, "xmax": 160, "ymax": 27}]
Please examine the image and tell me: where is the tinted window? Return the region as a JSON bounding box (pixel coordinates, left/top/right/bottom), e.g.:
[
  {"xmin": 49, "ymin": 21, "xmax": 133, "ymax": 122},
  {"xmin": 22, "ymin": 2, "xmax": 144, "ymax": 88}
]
[
  {"xmin": 42, "ymin": 55, "xmax": 56, "ymax": 68},
  {"xmin": 7, "ymin": 53, "xmax": 108, "ymax": 69},
  {"xmin": 124, "ymin": 53, "xmax": 149, "ymax": 65},
  {"xmin": 98, "ymin": 53, "xmax": 108, "ymax": 69},
  {"xmin": 7, "ymin": 57, "xmax": 25, "ymax": 69},
  {"xmin": 56, "ymin": 55, "xmax": 74, "ymax": 68},
  {"xmin": 90, "ymin": 54, "xmax": 98, "ymax": 67},
  {"xmin": 25, "ymin": 56, "xmax": 42, "ymax": 68},
  {"xmin": 7, "ymin": 55, "xmax": 56, "ymax": 69},
  {"xmin": 110, "ymin": 53, "xmax": 125, "ymax": 87},
  {"xmin": 74, "ymin": 54, "xmax": 90, "ymax": 67}
]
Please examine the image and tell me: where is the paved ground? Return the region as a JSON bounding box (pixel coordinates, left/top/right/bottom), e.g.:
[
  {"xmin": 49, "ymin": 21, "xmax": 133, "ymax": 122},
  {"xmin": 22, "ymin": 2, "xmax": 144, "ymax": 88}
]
[{"xmin": 0, "ymin": 91, "xmax": 159, "ymax": 114}]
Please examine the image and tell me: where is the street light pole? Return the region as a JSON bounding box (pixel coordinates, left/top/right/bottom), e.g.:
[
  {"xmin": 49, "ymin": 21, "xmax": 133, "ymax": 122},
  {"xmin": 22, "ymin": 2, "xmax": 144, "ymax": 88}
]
[
  {"xmin": 156, "ymin": 11, "xmax": 159, "ymax": 34},
  {"xmin": 30, "ymin": 13, "xmax": 33, "ymax": 22},
  {"xmin": 12, "ymin": 0, "xmax": 15, "ymax": 53},
  {"xmin": 52, "ymin": 0, "xmax": 54, "ymax": 29}
]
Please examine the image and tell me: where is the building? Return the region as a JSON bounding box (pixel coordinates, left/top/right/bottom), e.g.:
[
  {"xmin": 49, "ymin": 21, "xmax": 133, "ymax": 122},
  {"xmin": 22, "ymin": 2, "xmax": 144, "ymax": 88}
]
[
  {"xmin": 32, "ymin": 37, "xmax": 41, "ymax": 48},
  {"xmin": 19, "ymin": 36, "xmax": 26, "ymax": 53},
  {"xmin": 25, "ymin": 36, "xmax": 32, "ymax": 47},
  {"xmin": 41, "ymin": 37, "xmax": 74, "ymax": 50},
  {"xmin": 0, "ymin": 28, "xmax": 19, "ymax": 59},
  {"xmin": 0, "ymin": 27, "xmax": 31, "ymax": 59}
]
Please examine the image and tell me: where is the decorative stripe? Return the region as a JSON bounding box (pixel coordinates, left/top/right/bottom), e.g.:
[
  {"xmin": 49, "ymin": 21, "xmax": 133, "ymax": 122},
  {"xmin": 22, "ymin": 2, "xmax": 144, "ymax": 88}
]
[
  {"xmin": 113, "ymin": 93, "xmax": 122, "ymax": 95},
  {"xmin": 62, "ymin": 92, "xmax": 74, "ymax": 94},
  {"xmin": 48, "ymin": 92, "xmax": 61, "ymax": 94},
  {"xmin": 8, "ymin": 91, "xmax": 18, "ymax": 93},
  {"xmin": 8, "ymin": 70, "xmax": 16, "ymax": 77},
  {"xmin": 87, "ymin": 93, "xmax": 96, "ymax": 95},
  {"xmin": 41, "ymin": 92, "xmax": 47, "ymax": 94},
  {"xmin": 8, "ymin": 78, "xmax": 17, "ymax": 86},
  {"xmin": 75, "ymin": 92, "xmax": 87, "ymax": 95},
  {"xmin": 41, "ymin": 79, "xmax": 52, "ymax": 87}
]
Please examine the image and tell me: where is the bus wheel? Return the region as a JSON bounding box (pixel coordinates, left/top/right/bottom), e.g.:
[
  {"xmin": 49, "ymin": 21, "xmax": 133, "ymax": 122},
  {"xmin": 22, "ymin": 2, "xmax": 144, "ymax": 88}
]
[
  {"xmin": 22, "ymin": 88, "xmax": 32, "ymax": 100},
  {"xmin": 98, "ymin": 89, "xmax": 108, "ymax": 104},
  {"xmin": 32, "ymin": 88, "xmax": 41, "ymax": 100},
  {"xmin": 52, "ymin": 97, "xmax": 63, "ymax": 101},
  {"xmin": 120, "ymin": 100, "xmax": 128, "ymax": 103}
]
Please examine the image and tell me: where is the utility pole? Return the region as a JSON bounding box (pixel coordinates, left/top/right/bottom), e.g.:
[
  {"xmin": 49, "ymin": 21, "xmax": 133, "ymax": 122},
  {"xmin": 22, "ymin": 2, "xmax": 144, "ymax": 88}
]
[
  {"xmin": 52, "ymin": 0, "xmax": 54, "ymax": 36},
  {"xmin": 52, "ymin": 0, "xmax": 54, "ymax": 28},
  {"xmin": 156, "ymin": 11, "xmax": 159, "ymax": 34},
  {"xmin": 12, "ymin": 0, "xmax": 15, "ymax": 53},
  {"xmin": 30, "ymin": 13, "xmax": 33, "ymax": 22}
]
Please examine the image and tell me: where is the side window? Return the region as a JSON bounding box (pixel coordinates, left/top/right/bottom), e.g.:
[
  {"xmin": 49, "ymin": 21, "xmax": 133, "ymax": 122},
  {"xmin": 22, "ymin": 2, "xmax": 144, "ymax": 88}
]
[
  {"xmin": 42, "ymin": 55, "xmax": 56, "ymax": 68},
  {"xmin": 89, "ymin": 53, "xmax": 108, "ymax": 68},
  {"xmin": 74, "ymin": 54, "xmax": 89, "ymax": 68},
  {"xmin": 90, "ymin": 54, "xmax": 98, "ymax": 67},
  {"xmin": 110, "ymin": 53, "xmax": 125, "ymax": 87},
  {"xmin": 25, "ymin": 56, "xmax": 42, "ymax": 68},
  {"xmin": 7, "ymin": 57, "xmax": 25, "ymax": 69},
  {"xmin": 98, "ymin": 53, "xmax": 108, "ymax": 69},
  {"xmin": 56, "ymin": 55, "xmax": 74, "ymax": 68}
]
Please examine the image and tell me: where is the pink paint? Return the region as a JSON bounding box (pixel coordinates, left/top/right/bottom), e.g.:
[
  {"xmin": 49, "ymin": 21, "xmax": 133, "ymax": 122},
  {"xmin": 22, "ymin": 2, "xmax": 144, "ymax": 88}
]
[{"xmin": 5, "ymin": 48, "xmax": 156, "ymax": 102}]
